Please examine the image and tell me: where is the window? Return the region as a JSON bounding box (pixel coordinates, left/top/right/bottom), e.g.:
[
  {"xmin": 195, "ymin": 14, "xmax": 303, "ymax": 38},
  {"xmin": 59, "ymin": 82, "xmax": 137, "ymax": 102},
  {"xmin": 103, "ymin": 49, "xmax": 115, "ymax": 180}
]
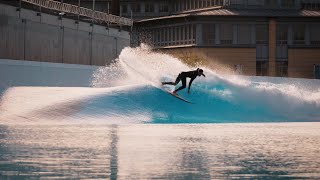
[
  {"xmin": 248, "ymin": 0, "xmax": 264, "ymax": 7},
  {"xmin": 145, "ymin": 3, "xmax": 154, "ymax": 13},
  {"xmin": 237, "ymin": 24, "xmax": 251, "ymax": 45},
  {"xmin": 276, "ymin": 45, "xmax": 288, "ymax": 60},
  {"xmin": 302, "ymin": 2, "xmax": 320, "ymax": 10},
  {"xmin": 256, "ymin": 61, "xmax": 269, "ymax": 76},
  {"xmin": 293, "ymin": 24, "xmax": 305, "ymax": 45},
  {"xmin": 202, "ymin": 24, "xmax": 215, "ymax": 45},
  {"xmin": 131, "ymin": 3, "xmax": 140, "ymax": 13},
  {"xmin": 159, "ymin": 4, "xmax": 169, "ymax": 12},
  {"xmin": 220, "ymin": 24, "xmax": 233, "ymax": 44},
  {"xmin": 310, "ymin": 24, "xmax": 320, "ymax": 45},
  {"xmin": 276, "ymin": 61, "xmax": 288, "ymax": 77},
  {"xmin": 230, "ymin": 0, "xmax": 245, "ymax": 7},
  {"xmin": 265, "ymin": 0, "xmax": 277, "ymax": 8},
  {"xmin": 315, "ymin": 65, "xmax": 320, "ymax": 79},
  {"xmin": 277, "ymin": 24, "xmax": 288, "ymax": 44},
  {"xmin": 256, "ymin": 45, "xmax": 268, "ymax": 60},
  {"xmin": 256, "ymin": 24, "xmax": 268, "ymax": 44},
  {"xmin": 121, "ymin": 5, "xmax": 127, "ymax": 14},
  {"xmin": 185, "ymin": 25, "xmax": 189, "ymax": 42},
  {"xmin": 214, "ymin": 0, "xmax": 223, "ymax": 6},
  {"xmin": 281, "ymin": 0, "xmax": 295, "ymax": 8}
]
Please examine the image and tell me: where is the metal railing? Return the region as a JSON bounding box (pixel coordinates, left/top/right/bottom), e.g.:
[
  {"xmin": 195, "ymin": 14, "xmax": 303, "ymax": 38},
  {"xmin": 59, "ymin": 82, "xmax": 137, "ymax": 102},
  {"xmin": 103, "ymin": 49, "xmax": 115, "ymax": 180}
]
[{"xmin": 21, "ymin": 0, "xmax": 133, "ymax": 26}]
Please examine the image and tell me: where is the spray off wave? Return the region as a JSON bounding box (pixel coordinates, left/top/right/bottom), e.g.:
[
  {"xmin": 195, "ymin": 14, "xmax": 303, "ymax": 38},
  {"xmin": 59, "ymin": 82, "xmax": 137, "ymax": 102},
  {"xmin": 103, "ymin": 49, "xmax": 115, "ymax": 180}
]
[{"xmin": 1, "ymin": 45, "xmax": 320, "ymax": 124}]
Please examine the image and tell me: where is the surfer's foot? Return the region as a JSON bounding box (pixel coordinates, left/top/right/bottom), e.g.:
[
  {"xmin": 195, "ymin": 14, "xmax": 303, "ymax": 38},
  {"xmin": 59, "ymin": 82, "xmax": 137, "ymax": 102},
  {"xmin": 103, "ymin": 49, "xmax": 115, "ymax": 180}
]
[
  {"xmin": 161, "ymin": 82, "xmax": 165, "ymax": 85},
  {"xmin": 172, "ymin": 91, "xmax": 178, "ymax": 95}
]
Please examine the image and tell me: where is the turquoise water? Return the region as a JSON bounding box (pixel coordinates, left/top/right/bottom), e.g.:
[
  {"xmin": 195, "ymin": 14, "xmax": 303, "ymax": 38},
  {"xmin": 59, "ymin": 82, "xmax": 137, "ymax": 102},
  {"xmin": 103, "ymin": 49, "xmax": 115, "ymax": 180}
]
[{"xmin": 0, "ymin": 46, "xmax": 320, "ymax": 178}]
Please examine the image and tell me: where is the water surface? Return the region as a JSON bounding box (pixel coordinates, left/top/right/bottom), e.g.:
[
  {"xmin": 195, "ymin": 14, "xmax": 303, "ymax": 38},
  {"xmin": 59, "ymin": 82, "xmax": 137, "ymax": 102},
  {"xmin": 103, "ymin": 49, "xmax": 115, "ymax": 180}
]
[{"xmin": 1, "ymin": 123, "xmax": 319, "ymax": 179}]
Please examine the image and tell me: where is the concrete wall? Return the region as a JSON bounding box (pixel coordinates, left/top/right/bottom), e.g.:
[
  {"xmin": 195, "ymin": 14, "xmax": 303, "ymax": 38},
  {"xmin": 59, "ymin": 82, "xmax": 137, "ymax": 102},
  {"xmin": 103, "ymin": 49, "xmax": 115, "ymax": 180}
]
[
  {"xmin": 0, "ymin": 3, "xmax": 130, "ymax": 66},
  {"xmin": 0, "ymin": 59, "xmax": 98, "ymax": 87},
  {"xmin": 288, "ymin": 48, "xmax": 320, "ymax": 78},
  {"xmin": 164, "ymin": 47, "xmax": 257, "ymax": 75}
]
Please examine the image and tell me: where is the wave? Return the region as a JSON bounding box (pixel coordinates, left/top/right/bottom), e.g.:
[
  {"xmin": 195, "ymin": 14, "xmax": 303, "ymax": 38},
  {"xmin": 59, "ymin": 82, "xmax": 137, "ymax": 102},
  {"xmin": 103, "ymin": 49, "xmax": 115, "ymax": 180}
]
[{"xmin": 1, "ymin": 45, "xmax": 320, "ymax": 124}]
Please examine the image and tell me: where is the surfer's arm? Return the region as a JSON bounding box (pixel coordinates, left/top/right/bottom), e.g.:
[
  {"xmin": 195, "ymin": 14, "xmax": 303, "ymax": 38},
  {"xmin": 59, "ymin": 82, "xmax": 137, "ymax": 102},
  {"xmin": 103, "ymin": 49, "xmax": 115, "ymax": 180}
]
[{"xmin": 188, "ymin": 77, "xmax": 195, "ymax": 92}]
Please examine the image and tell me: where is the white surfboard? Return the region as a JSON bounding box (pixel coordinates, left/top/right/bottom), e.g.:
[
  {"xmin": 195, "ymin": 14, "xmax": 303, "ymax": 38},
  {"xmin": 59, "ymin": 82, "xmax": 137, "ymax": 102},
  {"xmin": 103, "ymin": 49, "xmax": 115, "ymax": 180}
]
[{"xmin": 164, "ymin": 90, "xmax": 193, "ymax": 104}]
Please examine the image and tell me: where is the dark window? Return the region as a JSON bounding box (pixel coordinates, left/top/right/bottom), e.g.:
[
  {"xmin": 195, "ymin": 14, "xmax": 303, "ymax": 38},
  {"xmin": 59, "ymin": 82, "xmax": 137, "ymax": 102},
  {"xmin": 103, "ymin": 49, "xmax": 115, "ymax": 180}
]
[
  {"xmin": 277, "ymin": 24, "xmax": 288, "ymax": 45},
  {"xmin": 276, "ymin": 45, "xmax": 288, "ymax": 60},
  {"xmin": 315, "ymin": 65, "xmax": 320, "ymax": 79},
  {"xmin": 202, "ymin": 24, "xmax": 215, "ymax": 45},
  {"xmin": 121, "ymin": 5, "xmax": 127, "ymax": 14},
  {"xmin": 265, "ymin": 0, "xmax": 277, "ymax": 8},
  {"xmin": 159, "ymin": 4, "xmax": 169, "ymax": 12},
  {"xmin": 293, "ymin": 24, "xmax": 305, "ymax": 45},
  {"xmin": 220, "ymin": 24, "xmax": 233, "ymax": 45},
  {"xmin": 132, "ymin": 3, "xmax": 141, "ymax": 13},
  {"xmin": 310, "ymin": 24, "xmax": 320, "ymax": 45},
  {"xmin": 237, "ymin": 24, "xmax": 251, "ymax": 45},
  {"xmin": 256, "ymin": 24, "xmax": 268, "ymax": 44},
  {"xmin": 256, "ymin": 45, "xmax": 268, "ymax": 60},
  {"xmin": 185, "ymin": 25, "xmax": 189, "ymax": 42},
  {"xmin": 302, "ymin": 2, "xmax": 320, "ymax": 10},
  {"xmin": 256, "ymin": 61, "xmax": 269, "ymax": 76},
  {"xmin": 281, "ymin": 0, "xmax": 295, "ymax": 8},
  {"xmin": 145, "ymin": 3, "xmax": 154, "ymax": 13},
  {"xmin": 248, "ymin": 0, "xmax": 264, "ymax": 7},
  {"xmin": 276, "ymin": 61, "xmax": 288, "ymax": 77}
]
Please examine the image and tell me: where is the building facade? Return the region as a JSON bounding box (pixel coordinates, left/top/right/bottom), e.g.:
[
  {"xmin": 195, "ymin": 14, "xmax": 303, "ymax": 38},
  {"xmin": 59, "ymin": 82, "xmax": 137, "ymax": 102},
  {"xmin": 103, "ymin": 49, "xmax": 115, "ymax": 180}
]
[{"xmin": 129, "ymin": 0, "xmax": 320, "ymax": 79}]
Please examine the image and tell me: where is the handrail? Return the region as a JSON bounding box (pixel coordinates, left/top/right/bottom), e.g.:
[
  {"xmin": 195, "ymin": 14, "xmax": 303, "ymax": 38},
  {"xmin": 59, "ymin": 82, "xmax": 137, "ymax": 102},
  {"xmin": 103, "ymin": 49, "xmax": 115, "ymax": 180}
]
[{"xmin": 21, "ymin": 0, "xmax": 133, "ymax": 26}]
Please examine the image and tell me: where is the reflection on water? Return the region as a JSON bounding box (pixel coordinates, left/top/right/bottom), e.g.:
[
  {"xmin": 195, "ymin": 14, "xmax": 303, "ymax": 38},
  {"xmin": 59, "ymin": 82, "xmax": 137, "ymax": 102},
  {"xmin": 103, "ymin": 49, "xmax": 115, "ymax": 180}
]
[{"xmin": 0, "ymin": 123, "xmax": 320, "ymax": 179}]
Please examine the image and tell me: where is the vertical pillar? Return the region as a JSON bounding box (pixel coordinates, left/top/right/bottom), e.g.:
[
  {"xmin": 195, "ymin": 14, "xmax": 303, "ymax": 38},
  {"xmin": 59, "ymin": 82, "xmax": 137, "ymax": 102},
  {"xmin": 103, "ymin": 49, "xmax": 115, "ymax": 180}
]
[{"xmin": 268, "ymin": 18, "xmax": 277, "ymax": 76}]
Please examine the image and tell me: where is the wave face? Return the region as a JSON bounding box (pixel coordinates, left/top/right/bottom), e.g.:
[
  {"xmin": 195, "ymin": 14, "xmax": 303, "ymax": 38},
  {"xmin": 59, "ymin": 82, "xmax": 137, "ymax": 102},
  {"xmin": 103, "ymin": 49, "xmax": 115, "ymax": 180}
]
[{"xmin": 1, "ymin": 45, "xmax": 320, "ymax": 124}]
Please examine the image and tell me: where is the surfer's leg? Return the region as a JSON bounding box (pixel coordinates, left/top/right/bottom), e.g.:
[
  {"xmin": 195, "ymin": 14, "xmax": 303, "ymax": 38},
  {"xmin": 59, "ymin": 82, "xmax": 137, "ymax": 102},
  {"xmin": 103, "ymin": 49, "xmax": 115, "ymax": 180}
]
[
  {"xmin": 174, "ymin": 77, "xmax": 186, "ymax": 93},
  {"xmin": 162, "ymin": 74, "xmax": 181, "ymax": 85}
]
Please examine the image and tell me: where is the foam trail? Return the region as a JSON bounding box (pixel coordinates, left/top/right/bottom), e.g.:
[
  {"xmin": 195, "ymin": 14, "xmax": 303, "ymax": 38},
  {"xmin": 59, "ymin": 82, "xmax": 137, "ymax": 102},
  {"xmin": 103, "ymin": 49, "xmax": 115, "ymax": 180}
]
[{"xmin": 1, "ymin": 45, "xmax": 320, "ymax": 124}]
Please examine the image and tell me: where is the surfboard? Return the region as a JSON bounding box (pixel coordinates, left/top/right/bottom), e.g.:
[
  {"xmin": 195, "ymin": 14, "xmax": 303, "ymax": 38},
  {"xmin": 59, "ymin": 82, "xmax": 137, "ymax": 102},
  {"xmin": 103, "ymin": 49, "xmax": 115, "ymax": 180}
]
[{"xmin": 165, "ymin": 90, "xmax": 193, "ymax": 104}]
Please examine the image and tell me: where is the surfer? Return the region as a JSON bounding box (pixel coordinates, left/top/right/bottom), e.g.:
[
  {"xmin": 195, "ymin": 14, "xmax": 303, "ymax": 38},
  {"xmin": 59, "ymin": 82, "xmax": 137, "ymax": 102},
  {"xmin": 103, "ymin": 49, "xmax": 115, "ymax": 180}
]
[{"xmin": 162, "ymin": 68, "xmax": 205, "ymax": 95}]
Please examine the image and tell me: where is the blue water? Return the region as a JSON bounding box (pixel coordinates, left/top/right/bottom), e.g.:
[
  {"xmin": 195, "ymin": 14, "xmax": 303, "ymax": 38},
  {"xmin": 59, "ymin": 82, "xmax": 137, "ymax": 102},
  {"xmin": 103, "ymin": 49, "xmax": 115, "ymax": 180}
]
[{"xmin": 0, "ymin": 46, "xmax": 320, "ymax": 178}]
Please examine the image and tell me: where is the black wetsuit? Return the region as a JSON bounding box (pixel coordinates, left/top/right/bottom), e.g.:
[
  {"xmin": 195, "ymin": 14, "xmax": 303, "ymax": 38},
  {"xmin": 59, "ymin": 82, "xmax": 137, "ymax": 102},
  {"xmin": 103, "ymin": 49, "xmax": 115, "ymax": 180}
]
[{"xmin": 163, "ymin": 70, "xmax": 199, "ymax": 92}]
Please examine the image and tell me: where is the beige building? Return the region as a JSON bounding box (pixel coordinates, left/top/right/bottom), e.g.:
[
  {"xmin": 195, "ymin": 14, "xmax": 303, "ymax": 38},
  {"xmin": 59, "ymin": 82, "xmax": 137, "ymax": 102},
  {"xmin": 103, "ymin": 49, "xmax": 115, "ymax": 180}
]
[{"xmin": 130, "ymin": 0, "xmax": 320, "ymax": 79}]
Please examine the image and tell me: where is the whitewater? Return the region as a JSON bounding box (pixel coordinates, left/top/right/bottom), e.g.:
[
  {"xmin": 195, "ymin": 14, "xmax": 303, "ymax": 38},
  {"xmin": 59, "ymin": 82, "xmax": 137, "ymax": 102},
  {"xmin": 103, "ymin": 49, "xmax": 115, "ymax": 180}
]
[{"xmin": 0, "ymin": 45, "xmax": 320, "ymax": 124}]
